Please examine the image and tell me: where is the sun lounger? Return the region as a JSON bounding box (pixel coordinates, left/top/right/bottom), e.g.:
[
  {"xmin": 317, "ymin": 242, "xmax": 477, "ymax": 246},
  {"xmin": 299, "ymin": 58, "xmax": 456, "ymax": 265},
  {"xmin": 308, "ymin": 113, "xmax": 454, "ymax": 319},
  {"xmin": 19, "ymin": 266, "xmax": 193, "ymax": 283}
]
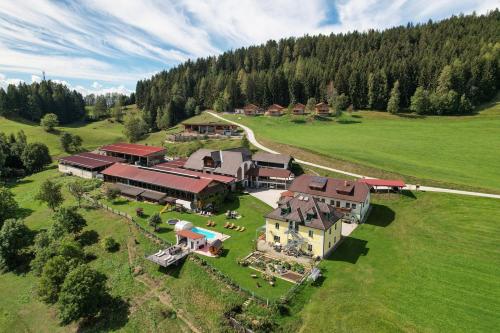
[
  {"xmin": 229, "ymin": 223, "xmax": 235, "ymax": 229},
  {"xmin": 224, "ymin": 222, "xmax": 230, "ymax": 228},
  {"xmin": 240, "ymin": 227, "xmax": 245, "ymax": 232},
  {"xmin": 206, "ymin": 221, "xmax": 211, "ymax": 226},
  {"xmin": 234, "ymin": 226, "xmax": 240, "ymax": 231}
]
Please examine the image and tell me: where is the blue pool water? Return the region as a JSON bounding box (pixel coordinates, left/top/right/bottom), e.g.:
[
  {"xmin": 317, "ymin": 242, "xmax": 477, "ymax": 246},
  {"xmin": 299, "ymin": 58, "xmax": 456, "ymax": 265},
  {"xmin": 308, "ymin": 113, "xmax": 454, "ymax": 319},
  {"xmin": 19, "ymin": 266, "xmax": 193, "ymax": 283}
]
[{"xmin": 191, "ymin": 227, "xmax": 217, "ymax": 240}]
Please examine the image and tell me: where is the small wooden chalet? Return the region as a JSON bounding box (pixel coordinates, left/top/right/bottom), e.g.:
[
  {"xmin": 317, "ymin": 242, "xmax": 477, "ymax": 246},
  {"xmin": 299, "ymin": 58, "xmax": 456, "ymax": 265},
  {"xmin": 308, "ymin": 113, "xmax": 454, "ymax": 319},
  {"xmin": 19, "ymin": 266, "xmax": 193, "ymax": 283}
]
[
  {"xmin": 292, "ymin": 103, "xmax": 306, "ymax": 115},
  {"xmin": 315, "ymin": 102, "xmax": 330, "ymax": 116},
  {"xmin": 266, "ymin": 104, "xmax": 285, "ymax": 116},
  {"xmin": 243, "ymin": 104, "xmax": 264, "ymax": 116}
]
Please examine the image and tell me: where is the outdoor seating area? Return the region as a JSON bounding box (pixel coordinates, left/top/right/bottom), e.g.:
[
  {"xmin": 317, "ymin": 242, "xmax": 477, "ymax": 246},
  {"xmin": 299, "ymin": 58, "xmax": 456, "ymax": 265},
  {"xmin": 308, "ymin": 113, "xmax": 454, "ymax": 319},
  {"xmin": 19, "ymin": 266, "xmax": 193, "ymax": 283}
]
[
  {"xmin": 225, "ymin": 210, "xmax": 241, "ymax": 219},
  {"xmin": 223, "ymin": 222, "xmax": 245, "ymax": 232}
]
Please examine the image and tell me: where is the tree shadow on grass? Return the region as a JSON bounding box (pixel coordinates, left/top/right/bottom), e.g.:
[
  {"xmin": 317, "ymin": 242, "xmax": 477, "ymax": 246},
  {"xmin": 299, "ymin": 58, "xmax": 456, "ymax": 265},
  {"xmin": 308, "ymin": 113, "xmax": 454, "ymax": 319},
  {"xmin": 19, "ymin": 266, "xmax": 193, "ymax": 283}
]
[
  {"xmin": 78, "ymin": 230, "xmax": 100, "ymax": 246},
  {"xmin": 158, "ymin": 260, "xmax": 185, "ymax": 278},
  {"xmin": 364, "ymin": 204, "xmax": 395, "ymax": 227},
  {"xmin": 325, "ymin": 237, "xmax": 369, "ymax": 264},
  {"xmin": 78, "ymin": 295, "xmax": 130, "ymax": 333},
  {"xmin": 401, "ymin": 190, "xmax": 417, "ymax": 199},
  {"xmin": 337, "ymin": 117, "xmax": 361, "ymax": 124},
  {"xmin": 396, "ymin": 113, "xmax": 426, "ymax": 119},
  {"xmin": 221, "ymin": 195, "xmax": 241, "ymax": 212},
  {"xmin": 217, "ymin": 248, "xmax": 230, "ymax": 258},
  {"xmin": 111, "ymin": 199, "xmax": 130, "ymax": 206},
  {"xmin": 16, "ymin": 207, "xmax": 34, "ymax": 219},
  {"xmin": 314, "ymin": 115, "xmax": 333, "ymax": 122}
]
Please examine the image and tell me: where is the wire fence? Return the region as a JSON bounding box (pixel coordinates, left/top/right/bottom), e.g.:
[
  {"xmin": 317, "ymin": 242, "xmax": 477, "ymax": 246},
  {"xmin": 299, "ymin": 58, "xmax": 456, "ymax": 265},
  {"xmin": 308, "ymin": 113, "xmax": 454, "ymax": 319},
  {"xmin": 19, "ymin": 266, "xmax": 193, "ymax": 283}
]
[{"xmin": 82, "ymin": 194, "xmax": 308, "ymax": 307}]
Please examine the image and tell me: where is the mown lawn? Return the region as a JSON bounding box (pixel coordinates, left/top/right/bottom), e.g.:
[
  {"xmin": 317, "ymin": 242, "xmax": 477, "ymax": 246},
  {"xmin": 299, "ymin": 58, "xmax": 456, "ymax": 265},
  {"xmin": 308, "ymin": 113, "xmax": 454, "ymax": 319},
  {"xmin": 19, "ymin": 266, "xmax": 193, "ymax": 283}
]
[
  {"xmin": 280, "ymin": 192, "xmax": 500, "ymax": 333},
  {"xmin": 0, "ymin": 116, "xmax": 126, "ymax": 157},
  {"xmin": 220, "ymin": 98, "xmax": 500, "ymax": 192},
  {"xmin": 1, "ymin": 169, "xmax": 244, "ymax": 332},
  {"xmin": 102, "ymin": 193, "xmax": 294, "ymax": 301}
]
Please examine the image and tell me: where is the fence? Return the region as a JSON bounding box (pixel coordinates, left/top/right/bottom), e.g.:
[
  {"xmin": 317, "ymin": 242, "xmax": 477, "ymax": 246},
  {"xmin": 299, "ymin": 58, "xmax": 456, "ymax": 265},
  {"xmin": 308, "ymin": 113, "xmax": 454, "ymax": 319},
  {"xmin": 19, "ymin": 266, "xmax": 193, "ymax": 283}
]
[
  {"xmin": 83, "ymin": 194, "xmax": 308, "ymax": 307},
  {"xmin": 82, "ymin": 194, "xmax": 172, "ymax": 247}
]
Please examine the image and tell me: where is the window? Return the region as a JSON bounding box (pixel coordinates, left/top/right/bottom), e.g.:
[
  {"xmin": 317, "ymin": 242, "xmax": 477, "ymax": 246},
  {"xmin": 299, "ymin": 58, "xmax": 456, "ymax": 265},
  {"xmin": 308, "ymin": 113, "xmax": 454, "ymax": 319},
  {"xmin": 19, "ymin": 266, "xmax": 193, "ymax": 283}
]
[
  {"xmin": 329, "ymin": 228, "xmax": 331, "ymax": 235},
  {"xmin": 346, "ymin": 202, "xmax": 351, "ymax": 208},
  {"xmin": 328, "ymin": 242, "xmax": 331, "ymax": 248},
  {"xmin": 352, "ymin": 203, "xmax": 357, "ymax": 209},
  {"xmin": 307, "ymin": 244, "xmax": 313, "ymax": 252},
  {"xmin": 336, "ymin": 201, "xmax": 340, "ymax": 207},
  {"xmin": 335, "ymin": 223, "xmax": 337, "ymax": 230},
  {"xmin": 308, "ymin": 230, "xmax": 314, "ymax": 238},
  {"xmin": 275, "ymin": 223, "xmax": 279, "ymax": 230},
  {"xmin": 334, "ymin": 236, "xmax": 337, "ymax": 243},
  {"xmin": 274, "ymin": 235, "xmax": 280, "ymax": 242},
  {"xmin": 330, "ymin": 200, "xmax": 334, "ymax": 205}
]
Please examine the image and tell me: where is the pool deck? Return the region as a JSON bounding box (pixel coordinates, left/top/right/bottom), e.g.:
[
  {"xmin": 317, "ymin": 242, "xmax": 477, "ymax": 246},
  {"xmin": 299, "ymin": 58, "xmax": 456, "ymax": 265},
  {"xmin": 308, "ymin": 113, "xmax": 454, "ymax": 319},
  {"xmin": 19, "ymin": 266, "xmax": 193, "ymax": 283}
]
[{"xmin": 193, "ymin": 226, "xmax": 231, "ymax": 242}]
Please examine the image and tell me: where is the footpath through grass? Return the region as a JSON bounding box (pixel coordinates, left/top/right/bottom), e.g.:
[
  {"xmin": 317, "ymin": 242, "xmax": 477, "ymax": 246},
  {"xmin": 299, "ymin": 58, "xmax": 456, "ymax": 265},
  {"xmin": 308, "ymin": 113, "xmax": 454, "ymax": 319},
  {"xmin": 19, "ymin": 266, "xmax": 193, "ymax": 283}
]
[
  {"xmin": 1, "ymin": 169, "xmax": 244, "ymax": 332},
  {"xmin": 102, "ymin": 193, "xmax": 294, "ymax": 301},
  {"xmin": 280, "ymin": 192, "xmax": 500, "ymax": 332},
  {"xmin": 221, "ymin": 99, "xmax": 500, "ymax": 192}
]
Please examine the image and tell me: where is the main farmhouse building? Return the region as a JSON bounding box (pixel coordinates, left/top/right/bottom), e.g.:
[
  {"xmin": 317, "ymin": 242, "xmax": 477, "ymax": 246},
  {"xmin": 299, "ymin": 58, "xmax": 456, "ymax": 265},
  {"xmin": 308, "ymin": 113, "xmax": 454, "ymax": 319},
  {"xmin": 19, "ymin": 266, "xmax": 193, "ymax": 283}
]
[{"xmin": 264, "ymin": 175, "xmax": 371, "ymax": 258}]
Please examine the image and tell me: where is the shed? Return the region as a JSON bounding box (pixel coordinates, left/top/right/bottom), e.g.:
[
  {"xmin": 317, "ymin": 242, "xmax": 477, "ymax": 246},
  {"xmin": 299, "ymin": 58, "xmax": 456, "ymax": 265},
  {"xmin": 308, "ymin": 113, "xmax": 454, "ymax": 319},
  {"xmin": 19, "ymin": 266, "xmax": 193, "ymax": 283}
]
[{"xmin": 208, "ymin": 239, "xmax": 223, "ymax": 256}]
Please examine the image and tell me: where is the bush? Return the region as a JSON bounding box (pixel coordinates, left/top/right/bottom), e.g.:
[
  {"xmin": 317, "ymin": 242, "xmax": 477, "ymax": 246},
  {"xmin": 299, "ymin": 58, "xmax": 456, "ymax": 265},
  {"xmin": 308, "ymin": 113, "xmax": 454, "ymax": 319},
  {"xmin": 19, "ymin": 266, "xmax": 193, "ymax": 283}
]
[
  {"xmin": 101, "ymin": 236, "xmax": 119, "ymax": 252},
  {"xmin": 40, "ymin": 113, "xmax": 59, "ymax": 132},
  {"xmin": 105, "ymin": 186, "xmax": 120, "ymax": 200}
]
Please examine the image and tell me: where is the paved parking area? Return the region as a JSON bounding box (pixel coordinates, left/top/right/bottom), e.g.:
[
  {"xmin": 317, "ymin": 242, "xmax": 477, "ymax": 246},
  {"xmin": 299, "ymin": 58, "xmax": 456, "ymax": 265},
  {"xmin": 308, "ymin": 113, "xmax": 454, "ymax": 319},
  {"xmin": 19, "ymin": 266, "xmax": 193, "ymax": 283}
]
[{"xmin": 245, "ymin": 188, "xmax": 285, "ymax": 208}]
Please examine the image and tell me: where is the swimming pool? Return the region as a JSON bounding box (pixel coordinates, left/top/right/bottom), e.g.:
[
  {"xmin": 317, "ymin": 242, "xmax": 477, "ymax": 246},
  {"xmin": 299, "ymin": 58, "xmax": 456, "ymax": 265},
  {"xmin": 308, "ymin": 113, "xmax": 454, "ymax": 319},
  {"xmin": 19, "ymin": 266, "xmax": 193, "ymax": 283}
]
[{"xmin": 191, "ymin": 227, "xmax": 217, "ymax": 240}]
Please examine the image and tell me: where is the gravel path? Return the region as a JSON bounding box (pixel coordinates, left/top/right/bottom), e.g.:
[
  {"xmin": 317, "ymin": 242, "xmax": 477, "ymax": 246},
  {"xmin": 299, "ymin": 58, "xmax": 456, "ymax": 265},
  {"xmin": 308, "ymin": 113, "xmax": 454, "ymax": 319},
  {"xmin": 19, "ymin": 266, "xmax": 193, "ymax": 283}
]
[{"xmin": 207, "ymin": 111, "xmax": 500, "ymax": 200}]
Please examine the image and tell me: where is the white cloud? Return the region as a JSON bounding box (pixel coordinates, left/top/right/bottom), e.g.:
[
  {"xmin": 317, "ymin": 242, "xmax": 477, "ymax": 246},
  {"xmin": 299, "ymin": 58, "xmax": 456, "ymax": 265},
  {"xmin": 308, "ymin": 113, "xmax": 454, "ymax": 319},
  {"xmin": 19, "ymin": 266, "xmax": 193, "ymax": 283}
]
[
  {"xmin": 31, "ymin": 75, "xmax": 41, "ymax": 83},
  {"xmin": 0, "ymin": 73, "xmax": 24, "ymax": 89},
  {"xmin": 92, "ymin": 81, "xmax": 103, "ymax": 89},
  {"xmin": 0, "ymin": 0, "xmax": 497, "ymax": 89}
]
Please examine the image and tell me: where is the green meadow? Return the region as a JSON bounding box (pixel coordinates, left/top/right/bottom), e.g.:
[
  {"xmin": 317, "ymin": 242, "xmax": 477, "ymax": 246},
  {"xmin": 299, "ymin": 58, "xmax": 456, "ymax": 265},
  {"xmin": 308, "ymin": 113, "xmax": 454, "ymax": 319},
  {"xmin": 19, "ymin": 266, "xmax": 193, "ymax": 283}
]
[
  {"xmin": 221, "ymin": 99, "xmax": 500, "ymax": 193},
  {"xmin": 281, "ymin": 192, "xmax": 500, "ymax": 332},
  {"xmin": 0, "ymin": 168, "xmax": 244, "ymax": 332}
]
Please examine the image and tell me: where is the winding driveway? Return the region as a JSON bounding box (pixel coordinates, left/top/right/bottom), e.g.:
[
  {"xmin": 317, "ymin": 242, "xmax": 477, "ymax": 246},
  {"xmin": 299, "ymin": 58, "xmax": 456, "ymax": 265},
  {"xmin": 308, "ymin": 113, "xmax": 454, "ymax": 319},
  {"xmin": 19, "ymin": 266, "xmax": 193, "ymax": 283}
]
[{"xmin": 207, "ymin": 111, "xmax": 500, "ymax": 200}]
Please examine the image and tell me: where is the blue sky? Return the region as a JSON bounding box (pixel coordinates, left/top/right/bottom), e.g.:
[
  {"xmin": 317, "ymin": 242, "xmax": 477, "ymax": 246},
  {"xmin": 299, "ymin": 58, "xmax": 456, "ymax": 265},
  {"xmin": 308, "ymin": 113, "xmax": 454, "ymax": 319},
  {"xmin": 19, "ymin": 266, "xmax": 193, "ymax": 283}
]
[{"xmin": 0, "ymin": 0, "xmax": 497, "ymax": 95}]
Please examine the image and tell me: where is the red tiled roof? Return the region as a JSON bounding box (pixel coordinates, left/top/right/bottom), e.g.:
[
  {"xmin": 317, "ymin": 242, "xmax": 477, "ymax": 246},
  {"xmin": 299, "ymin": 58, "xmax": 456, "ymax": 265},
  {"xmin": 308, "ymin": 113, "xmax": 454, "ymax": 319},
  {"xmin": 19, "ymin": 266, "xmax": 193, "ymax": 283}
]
[
  {"xmin": 101, "ymin": 163, "xmax": 214, "ymax": 194},
  {"xmin": 358, "ymin": 178, "xmax": 406, "ymax": 187},
  {"xmin": 280, "ymin": 190, "xmax": 295, "ymax": 198},
  {"xmin": 59, "ymin": 152, "xmax": 124, "ymax": 169},
  {"xmin": 244, "ymin": 104, "xmax": 260, "ymax": 110},
  {"xmin": 153, "ymin": 162, "xmax": 236, "ymax": 184},
  {"xmin": 289, "ymin": 174, "xmax": 370, "ymax": 203},
  {"xmin": 176, "ymin": 229, "xmax": 205, "ymax": 240},
  {"xmin": 293, "ymin": 103, "xmax": 306, "ymax": 109},
  {"xmin": 161, "ymin": 158, "xmax": 187, "ymax": 168},
  {"xmin": 100, "ymin": 143, "xmax": 166, "ymax": 157}
]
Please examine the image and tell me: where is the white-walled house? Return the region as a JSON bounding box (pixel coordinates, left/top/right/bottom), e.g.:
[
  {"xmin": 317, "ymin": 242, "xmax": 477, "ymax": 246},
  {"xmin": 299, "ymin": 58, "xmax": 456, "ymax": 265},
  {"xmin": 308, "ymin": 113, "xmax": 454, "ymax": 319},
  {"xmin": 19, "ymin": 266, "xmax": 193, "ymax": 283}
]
[{"xmin": 288, "ymin": 175, "xmax": 371, "ymax": 222}]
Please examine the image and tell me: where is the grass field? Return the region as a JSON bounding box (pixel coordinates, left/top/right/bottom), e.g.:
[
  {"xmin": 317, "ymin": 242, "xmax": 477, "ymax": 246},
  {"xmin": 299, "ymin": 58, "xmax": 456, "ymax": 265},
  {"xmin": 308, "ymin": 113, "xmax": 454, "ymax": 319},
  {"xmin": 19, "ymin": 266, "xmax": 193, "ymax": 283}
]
[
  {"xmin": 221, "ymin": 98, "xmax": 500, "ymax": 192},
  {"xmin": 0, "ymin": 116, "xmax": 126, "ymax": 157},
  {"xmin": 0, "ymin": 169, "xmax": 245, "ymax": 332},
  {"xmin": 279, "ymin": 192, "xmax": 500, "ymax": 332},
  {"xmin": 101, "ymin": 192, "xmax": 293, "ymax": 300}
]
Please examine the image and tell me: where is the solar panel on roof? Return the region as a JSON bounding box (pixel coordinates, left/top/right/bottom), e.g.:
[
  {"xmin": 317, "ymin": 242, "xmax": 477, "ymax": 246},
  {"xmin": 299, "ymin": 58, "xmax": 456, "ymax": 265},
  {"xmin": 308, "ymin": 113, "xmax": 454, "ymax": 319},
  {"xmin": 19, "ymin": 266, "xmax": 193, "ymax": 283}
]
[{"xmin": 309, "ymin": 176, "xmax": 328, "ymax": 189}]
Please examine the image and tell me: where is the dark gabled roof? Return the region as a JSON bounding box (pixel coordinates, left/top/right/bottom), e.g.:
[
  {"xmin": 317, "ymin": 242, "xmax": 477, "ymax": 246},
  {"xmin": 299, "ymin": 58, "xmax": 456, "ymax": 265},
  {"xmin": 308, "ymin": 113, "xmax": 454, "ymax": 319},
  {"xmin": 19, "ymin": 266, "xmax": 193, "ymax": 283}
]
[
  {"xmin": 266, "ymin": 196, "xmax": 343, "ymax": 230},
  {"xmin": 183, "ymin": 148, "xmax": 251, "ymax": 177},
  {"xmin": 59, "ymin": 152, "xmax": 124, "ymax": 169},
  {"xmin": 293, "ymin": 103, "xmax": 306, "ymax": 110},
  {"xmin": 100, "ymin": 143, "xmax": 166, "ymax": 157},
  {"xmin": 252, "ymin": 152, "xmax": 292, "ymax": 165},
  {"xmin": 289, "ymin": 174, "xmax": 370, "ymax": 203},
  {"xmin": 152, "ymin": 162, "xmax": 236, "ymax": 184},
  {"xmin": 267, "ymin": 104, "xmax": 284, "ymax": 111}
]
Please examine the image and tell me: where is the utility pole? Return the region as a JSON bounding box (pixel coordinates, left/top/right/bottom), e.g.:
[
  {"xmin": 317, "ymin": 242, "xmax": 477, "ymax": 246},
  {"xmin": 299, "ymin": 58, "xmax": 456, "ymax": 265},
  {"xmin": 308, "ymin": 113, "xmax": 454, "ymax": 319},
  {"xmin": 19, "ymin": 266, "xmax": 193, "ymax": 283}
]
[{"xmin": 42, "ymin": 71, "xmax": 46, "ymax": 81}]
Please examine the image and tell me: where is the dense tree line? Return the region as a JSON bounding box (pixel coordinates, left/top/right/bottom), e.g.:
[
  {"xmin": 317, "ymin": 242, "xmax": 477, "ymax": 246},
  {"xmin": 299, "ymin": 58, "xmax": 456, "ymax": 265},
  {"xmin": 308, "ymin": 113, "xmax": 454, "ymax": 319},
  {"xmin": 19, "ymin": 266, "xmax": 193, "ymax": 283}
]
[
  {"xmin": 136, "ymin": 11, "xmax": 499, "ymax": 129},
  {"xmin": 0, "ymin": 80, "xmax": 85, "ymax": 124},
  {"xmin": 0, "ymin": 130, "xmax": 52, "ymax": 178},
  {"xmin": 84, "ymin": 92, "xmax": 135, "ymax": 107}
]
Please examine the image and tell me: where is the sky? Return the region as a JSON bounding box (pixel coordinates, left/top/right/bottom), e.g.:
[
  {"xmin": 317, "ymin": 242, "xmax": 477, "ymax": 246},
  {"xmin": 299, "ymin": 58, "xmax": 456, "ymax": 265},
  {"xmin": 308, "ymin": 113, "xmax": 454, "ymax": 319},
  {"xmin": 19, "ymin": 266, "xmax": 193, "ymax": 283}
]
[{"xmin": 0, "ymin": 0, "xmax": 497, "ymax": 96}]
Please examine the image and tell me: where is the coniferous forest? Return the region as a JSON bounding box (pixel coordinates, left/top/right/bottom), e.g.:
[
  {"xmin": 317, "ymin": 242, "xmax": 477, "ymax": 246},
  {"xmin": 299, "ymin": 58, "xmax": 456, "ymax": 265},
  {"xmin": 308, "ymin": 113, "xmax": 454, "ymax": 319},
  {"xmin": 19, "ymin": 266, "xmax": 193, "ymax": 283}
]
[
  {"xmin": 0, "ymin": 80, "xmax": 85, "ymax": 124},
  {"xmin": 136, "ymin": 10, "xmax": 499, "ymax": 130}
]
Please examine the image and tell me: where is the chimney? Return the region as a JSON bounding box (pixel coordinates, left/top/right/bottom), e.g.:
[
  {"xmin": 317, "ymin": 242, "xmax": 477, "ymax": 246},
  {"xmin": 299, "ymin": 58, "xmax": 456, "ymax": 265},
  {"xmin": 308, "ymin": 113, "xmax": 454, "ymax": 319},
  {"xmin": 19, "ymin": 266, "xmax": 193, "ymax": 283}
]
[{"xmin": 344, "ymin": 180, "xmax": 348, "ymax": 186}]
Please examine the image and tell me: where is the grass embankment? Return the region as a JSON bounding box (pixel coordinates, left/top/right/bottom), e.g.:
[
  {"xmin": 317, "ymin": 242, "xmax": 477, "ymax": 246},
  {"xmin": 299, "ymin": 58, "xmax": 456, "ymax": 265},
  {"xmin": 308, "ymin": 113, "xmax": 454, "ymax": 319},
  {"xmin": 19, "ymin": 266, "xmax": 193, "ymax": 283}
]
[
  {"xmin": 0, "ymin": 117, "xmax": 125, "ymax": 157},
  {"xmin": 280, "ymin": 192, "xmax": 500, "ymax": 332},
  {"xmin": 102, "ymin": 193, "xmax": 293, "ymax": 301},
  {"xmin": 0, "ymin": 169, "xmax": 244, "ymax": 332},
  {"xmin": 220, "ymin": 98, "xmax": 500, "ymax": 193}
]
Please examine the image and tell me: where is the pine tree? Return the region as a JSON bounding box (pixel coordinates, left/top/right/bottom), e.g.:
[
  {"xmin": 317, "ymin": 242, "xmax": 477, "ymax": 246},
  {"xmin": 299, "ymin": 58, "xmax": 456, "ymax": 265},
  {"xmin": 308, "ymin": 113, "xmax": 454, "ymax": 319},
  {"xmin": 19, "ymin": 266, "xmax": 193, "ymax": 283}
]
[{"xmin": 387, "ymin": 81, "xmax": 401, "ymax": 114}]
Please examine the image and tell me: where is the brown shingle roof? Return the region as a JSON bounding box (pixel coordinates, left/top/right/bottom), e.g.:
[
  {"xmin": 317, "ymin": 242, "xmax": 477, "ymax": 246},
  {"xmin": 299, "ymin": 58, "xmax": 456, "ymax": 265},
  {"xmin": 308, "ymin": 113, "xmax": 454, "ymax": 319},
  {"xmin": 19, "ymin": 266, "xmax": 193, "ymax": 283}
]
[
  {"xmin": 248, "ymin": 167, "xmax": 293, "ymax": 178},
  {"xmin": 59, "ymin": 152, "xmax": 124, "ymax": 169},
  {"xmin": 289, "ymin": 174, "xmax": 370, "ymax": 203},
  {"xmin": 266, "ymin": 196, "xmax": 343, "ymax": 230}
]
